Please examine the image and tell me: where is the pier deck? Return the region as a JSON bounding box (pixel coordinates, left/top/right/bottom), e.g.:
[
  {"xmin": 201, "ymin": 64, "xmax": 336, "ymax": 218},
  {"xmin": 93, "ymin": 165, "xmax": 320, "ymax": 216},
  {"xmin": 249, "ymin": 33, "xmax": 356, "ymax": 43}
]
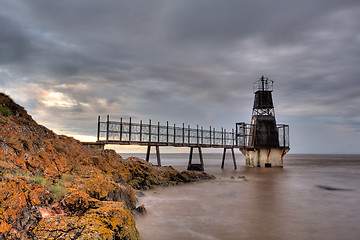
[{"xmin": 96, "ymin": 116, "xmax": 238, "ymax": 169}]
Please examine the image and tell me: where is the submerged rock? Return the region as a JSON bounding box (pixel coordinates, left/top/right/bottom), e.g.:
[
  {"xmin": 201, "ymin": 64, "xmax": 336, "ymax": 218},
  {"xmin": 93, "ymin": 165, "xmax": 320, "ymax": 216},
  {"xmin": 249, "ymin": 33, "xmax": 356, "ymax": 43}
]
[
  {"xmin": 316, "ymin": 185, "xmax": 352, "ymax": 191},
  {"xmin": 238, "ymin": 175, "xmax": 248, "ymax": 181}
]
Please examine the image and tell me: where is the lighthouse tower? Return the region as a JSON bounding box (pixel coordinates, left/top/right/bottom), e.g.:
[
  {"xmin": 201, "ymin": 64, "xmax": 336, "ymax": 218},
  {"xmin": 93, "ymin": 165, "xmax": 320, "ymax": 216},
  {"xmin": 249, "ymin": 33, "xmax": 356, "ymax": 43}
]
[{"xmin": 237, "ymin": 76, "xmax": 289, "ymax": 167}]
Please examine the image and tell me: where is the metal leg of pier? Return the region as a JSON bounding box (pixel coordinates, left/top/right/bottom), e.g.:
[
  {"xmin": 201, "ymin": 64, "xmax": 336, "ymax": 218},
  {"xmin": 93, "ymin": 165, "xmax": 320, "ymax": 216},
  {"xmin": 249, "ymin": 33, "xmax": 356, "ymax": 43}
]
[
  {"xmin": 145, "ymin": 145, "xmax": 161, "ymax": 166},
  {"xmin": 198, "ymin": 147, "xmax": 204, "ymax": 166},
  {"xmin": 188, "ymin": 147, "xmax": 193, "ymax": 165},
  {"xmin": 187, "ymin": 147, "xmax": 204, "ymax": 171},
  {"xmin": 156, "ymin": 145, "xmax": 161, "ymax": 166},
  {"xmin": 231, "ymin": 148, "xmax": 237, "ymax": 170},
  {"xmin": 146, "ymin": 145, "xmax": 151, "ymax": 162},
  {"xmin": 221, "ymin": 148, "xmax": 226, "ymax": 169},
  {"xmin": 222, "ymin": 148, "xmax": 237, "ymax": 170}
]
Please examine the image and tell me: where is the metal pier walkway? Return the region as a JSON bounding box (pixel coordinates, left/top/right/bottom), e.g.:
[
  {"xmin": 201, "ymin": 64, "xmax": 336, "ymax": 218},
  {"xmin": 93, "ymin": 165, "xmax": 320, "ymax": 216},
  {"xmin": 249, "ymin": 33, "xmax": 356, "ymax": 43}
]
[{"xmin": 96, "ymin": 115, "xmax": 239, "ymax": 170}]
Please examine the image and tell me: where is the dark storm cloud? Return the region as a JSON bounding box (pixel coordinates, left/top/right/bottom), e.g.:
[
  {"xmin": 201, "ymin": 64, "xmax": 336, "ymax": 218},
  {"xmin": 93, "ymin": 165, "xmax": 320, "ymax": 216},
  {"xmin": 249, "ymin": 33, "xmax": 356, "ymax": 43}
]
[
  {"xmin": 0, "ymin": 15, "xmax": 32, "ymax": 64},
  {"xmin": 165, "ymin": 0, "xmax": 359, "ymax": 46},
  {"xmin": 1, "ymin": 0, "xmax": 360, "ymax": 152}
]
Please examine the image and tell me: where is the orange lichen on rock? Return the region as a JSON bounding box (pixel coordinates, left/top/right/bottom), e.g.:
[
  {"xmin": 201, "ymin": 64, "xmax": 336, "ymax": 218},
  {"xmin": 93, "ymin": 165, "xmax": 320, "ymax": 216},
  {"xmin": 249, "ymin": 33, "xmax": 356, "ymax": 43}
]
[
  {"xmin": 0, "ymin": 176, "xmax": 50, "ymax": 239},
  {"xmin": 61, "ymin": 189, "xmax": 101, "ymax": 214},
  {"xmin": 0, "ymin": 92, "xmax": 214, "ymax": 239},
  {"xmin": 34, "ymin": 201, "xmax": 139, "ymax": 240}
]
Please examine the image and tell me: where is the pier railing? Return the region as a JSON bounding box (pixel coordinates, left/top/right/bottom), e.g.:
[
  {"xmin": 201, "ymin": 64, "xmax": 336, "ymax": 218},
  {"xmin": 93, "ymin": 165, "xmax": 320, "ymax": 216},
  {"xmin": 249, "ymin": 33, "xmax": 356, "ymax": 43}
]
[{"xmin": 97, "ymin": 116, "xmax": 237, "ymax": 148}]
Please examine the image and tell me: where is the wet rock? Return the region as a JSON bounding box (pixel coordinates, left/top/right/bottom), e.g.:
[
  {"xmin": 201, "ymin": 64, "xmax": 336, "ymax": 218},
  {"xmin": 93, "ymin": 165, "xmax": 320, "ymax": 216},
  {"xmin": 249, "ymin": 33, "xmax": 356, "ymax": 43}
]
[
  {"xmin": 135, "ymin": 191, "xmax": 145, "ymax": 197},
  {"xmin": 135, "ymin": 204, "xmax": 147, "ymax": 214},
  {"xmin": 238, "ymin": 176, "xmax": 248, "ymax": 181}
]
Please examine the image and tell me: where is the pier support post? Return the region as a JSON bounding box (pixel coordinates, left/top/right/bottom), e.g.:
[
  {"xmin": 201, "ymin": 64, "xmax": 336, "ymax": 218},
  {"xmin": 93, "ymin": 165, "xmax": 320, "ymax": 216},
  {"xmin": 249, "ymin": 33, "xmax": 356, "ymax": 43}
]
[
  {"xmin": 231, "ymin": 148, "xmax": 237, "ymax": 169},
  {"xmin": 145, "ymin": 145, "xmax": 162, "ymax": 166},
  {"xmin": 188, "ymin": 146, "xmax": 193, "ymax": 165},
  {"xmin": 187, "ymin": 147, "xmax": 204, "ymax": 171},
  {"xmin": 221, "ymin": 147, "xmax": 237, "ymax": 169},
  {"xmin": 156, "ymin": 145, "xmax": 161, "ymax": 166},
  {"xmin": 198, "ymin": 147, "xmax": 204, "ymax": 167},
  {"xmin": 146, "ymin": 145, "xmax": 151, "ymax": 162},
  {"xmin": 221, "ymin": 148, "xmax": 226, "ymax": 169}
]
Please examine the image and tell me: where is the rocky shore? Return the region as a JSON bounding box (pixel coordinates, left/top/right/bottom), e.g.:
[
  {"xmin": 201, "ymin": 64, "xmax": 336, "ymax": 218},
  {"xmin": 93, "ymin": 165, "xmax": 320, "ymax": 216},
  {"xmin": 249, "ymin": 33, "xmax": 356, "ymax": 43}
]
[{"xmin": 0, "ymin": 93, "xmax": 214, "ymax": 239}]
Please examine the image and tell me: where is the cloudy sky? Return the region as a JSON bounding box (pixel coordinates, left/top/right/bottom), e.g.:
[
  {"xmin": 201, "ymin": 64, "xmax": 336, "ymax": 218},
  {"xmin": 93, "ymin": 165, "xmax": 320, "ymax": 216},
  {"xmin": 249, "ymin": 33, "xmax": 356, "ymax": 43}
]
[{"xmin": 1, "ymin": 0, "xmax": 360, "ymax": 154}]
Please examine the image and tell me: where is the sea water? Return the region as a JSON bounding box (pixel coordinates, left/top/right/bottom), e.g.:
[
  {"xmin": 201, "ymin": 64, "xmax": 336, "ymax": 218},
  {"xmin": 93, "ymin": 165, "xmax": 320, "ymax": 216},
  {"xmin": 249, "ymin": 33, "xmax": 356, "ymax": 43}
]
[{"xmin": 119, "ymin": 153, "xmax": 360, "ymax": 240}]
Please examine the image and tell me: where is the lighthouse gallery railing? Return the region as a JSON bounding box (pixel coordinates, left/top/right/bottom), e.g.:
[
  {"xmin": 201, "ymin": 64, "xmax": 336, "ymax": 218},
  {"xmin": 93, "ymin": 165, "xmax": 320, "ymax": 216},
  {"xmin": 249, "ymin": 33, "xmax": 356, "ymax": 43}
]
[{"xmin": 236, "ymin": 123, "xmax": 289, "ymax": 149}]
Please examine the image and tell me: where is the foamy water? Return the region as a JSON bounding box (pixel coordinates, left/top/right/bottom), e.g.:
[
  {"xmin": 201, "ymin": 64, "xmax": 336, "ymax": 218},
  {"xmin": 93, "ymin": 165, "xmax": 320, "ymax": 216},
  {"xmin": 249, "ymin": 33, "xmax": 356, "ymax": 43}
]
[{"xmin": 120, "ymin": 153, "xmax": 360, "ymax": 240}]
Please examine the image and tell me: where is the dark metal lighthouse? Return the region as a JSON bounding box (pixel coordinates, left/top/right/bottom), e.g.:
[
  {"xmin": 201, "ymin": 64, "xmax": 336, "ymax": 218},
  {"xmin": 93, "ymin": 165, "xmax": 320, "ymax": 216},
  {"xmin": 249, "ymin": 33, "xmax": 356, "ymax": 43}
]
[{"xmin": 236, "ymin": 76, "xmax": 289, "ymax": 167}]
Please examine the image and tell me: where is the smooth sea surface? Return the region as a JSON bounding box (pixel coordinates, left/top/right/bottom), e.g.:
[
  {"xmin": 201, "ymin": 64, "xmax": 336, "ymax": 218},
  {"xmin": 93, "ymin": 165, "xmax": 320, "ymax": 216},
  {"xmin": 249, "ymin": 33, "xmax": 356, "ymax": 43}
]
[{"xmin": 120, "ymin": 153, "xmax": 360, "ymax": 240}]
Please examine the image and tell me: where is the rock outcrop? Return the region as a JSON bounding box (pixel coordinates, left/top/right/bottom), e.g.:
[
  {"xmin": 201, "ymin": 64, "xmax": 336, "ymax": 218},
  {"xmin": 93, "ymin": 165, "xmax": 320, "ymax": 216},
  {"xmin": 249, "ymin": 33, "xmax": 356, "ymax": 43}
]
[{"xmin": 0, "ymin": 93, "xmax": 214, "ymax": 239}]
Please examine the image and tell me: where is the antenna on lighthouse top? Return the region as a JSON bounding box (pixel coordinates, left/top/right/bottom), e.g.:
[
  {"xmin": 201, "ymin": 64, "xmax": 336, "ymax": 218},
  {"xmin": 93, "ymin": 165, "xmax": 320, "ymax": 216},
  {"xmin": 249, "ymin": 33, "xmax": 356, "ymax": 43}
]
[{"xmin": 253, "ymin": 76, "xmax": 274, "ymax": 92}]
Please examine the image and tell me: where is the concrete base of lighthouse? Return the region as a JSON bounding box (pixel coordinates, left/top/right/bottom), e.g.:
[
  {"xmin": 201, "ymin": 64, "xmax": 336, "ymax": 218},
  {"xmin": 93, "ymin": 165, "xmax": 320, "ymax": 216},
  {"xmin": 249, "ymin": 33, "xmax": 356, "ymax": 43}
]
[{"xmin": 240, "ymin": 148, "xmax": 289, "ymax": 168}]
